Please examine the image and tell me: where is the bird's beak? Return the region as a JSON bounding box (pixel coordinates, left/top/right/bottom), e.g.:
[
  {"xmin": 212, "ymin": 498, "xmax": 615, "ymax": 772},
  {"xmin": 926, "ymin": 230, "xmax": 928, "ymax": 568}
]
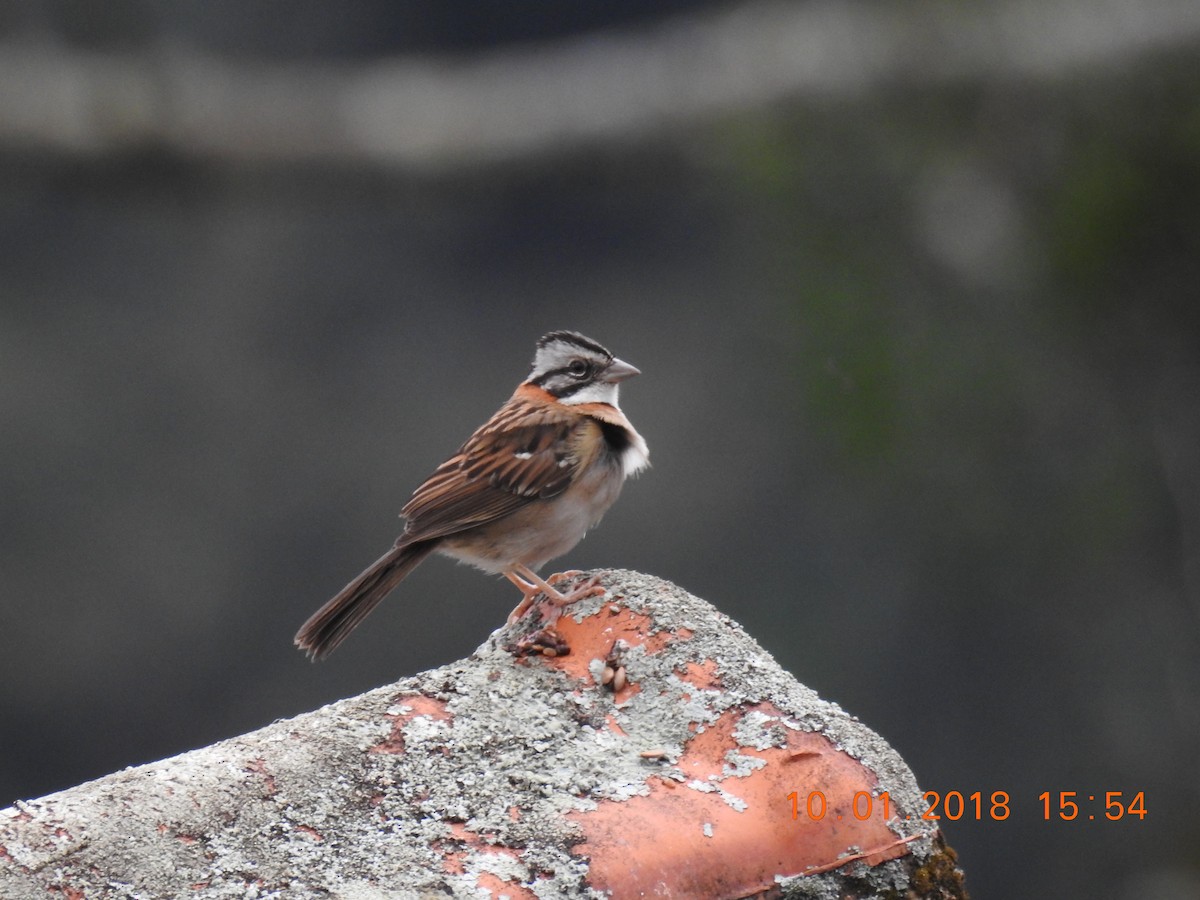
[{"xmin": 601, "ymin": 357, "xmax": 640, "ymax": 383}]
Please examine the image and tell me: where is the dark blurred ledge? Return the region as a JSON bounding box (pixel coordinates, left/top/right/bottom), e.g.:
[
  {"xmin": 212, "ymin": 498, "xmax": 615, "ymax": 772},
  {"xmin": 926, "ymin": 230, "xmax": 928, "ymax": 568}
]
[
  {"xmin": 0, "ymin": 570, "xmax": 965, "ymax": 899},
  {"xmin": 2, "ymin": 0, "xmax": 1199, "ymax": 169}
]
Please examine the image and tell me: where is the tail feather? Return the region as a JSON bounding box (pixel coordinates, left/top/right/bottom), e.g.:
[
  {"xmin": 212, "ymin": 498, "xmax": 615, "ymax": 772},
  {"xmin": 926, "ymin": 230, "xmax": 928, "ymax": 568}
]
[{"xmin": 295, "ymin": 541, "xmax": 436, "ymax": 660}]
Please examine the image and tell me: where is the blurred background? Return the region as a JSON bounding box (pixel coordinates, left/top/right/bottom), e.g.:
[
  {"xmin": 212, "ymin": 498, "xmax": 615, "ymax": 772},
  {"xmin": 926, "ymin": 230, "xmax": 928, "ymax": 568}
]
[{"xmin": 3, "ymin": 1, "xmax": 1199, "ymax": 896}]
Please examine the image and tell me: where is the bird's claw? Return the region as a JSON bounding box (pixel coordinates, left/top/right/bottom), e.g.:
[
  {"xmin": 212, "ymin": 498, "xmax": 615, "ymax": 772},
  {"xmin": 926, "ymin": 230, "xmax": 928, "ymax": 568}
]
[{"xmin": 543, "ymin": 573, "xmax": 606, "ymax": 606}]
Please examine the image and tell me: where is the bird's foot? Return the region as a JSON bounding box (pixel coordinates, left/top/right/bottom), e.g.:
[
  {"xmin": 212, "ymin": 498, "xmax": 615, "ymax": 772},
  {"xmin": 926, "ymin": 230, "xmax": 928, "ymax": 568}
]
[
  {"xmin": 543, "ymin": 574, "xmax": 606, "ymax": 607},
  {"xmin": 503, "ymin": 569, "xmax": 608, "ymax": 660},
  {"xmin": 504, "ymin": 568, "xmax": 605, "ymax": 624}
]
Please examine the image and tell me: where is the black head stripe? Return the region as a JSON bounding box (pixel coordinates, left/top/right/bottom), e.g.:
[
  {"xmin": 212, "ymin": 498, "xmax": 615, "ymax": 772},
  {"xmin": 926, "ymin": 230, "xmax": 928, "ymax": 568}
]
[
  {"xmin": 532, "ymin": 365, "xmax": 589, "ymax": 396},
  {"xmin": 536, "ymin": 331, "xmax": 613, "ymax": 360},
  {"xmin": 528, "ymin": 331, "xmax": 619, "ymax": 397},
  {"xmin": 535, "ymin": 372, "xmax": 588, "ymax": 398}
]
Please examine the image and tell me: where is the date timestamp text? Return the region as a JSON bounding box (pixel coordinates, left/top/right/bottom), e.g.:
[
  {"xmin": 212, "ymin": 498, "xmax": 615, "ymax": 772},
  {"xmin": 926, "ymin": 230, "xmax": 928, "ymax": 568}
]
[{"xmin": 785, "ymin": 790, "xmax": 1147, "ymax": 822}]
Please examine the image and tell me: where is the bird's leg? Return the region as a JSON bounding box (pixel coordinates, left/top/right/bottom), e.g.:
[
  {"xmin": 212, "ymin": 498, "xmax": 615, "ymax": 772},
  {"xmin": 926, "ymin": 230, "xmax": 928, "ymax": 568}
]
[
  {"xmin": 503, "ymin": 565, "xmax": 607, "ymax": 651},
  {"xmin": 501, "ymin": 568, "xmax": 564, "ymax": 657},
  {"xmin": 505, "ymin": 569, "xmax": 567, "ymax": 624},
  {"xmin": 523, "ymin": 566, "xmax": 604, "ymax": 609}
]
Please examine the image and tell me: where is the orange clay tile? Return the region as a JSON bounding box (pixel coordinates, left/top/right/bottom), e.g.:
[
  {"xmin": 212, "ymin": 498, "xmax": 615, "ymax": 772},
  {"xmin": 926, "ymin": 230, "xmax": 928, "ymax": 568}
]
[
  {"xmin": 439, "ymin": 823, "xmax": 539, "ymax": 899},
  {"xmin": 569, "ymin": 701, "xmax": 914, "ymax": 896},
  {"xmin": 540, "ymin": 604, "xmax": 688, "ymax": 682},
  {"xmin": 474, "ymin": 871, "xmax": 538, "ymax": 900},
  {"xmin": 370, "ymin": 694, "xmax": 453, "ymax": 755},
  {"xmin": 675, "ymin": 658, "xmax": 722, "ymax": 692},
  {"xmin": 241, "ymin": 758, "xmax": 278, "ymax": 796},
  {"xmin": 603, "ymin": 714, "xmax": 628, "ymax": 738}
]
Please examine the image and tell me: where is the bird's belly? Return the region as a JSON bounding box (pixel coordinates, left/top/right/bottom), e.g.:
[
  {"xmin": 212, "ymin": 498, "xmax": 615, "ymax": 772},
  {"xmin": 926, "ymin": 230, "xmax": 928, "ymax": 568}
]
[{"xmin": 439, "ymin": 463, "xmax": 624, "ymax": 574}]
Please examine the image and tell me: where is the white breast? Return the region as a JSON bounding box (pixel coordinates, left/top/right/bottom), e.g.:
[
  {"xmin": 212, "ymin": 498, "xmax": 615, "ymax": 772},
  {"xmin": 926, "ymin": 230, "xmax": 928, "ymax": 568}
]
[
  {"xmin": 438, "ymin": 459, "xmax": 627, "ymax": 574},
  {"xmin": 621, "ymin": 428, "xmax": 650, "ymax": 477}
]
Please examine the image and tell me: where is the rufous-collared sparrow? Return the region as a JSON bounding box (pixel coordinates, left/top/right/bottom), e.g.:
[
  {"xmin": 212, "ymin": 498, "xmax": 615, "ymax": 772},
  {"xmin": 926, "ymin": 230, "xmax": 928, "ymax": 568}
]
[{"xmin": 295, "ymin": 331, "xmax": 649, "ymax": 659}]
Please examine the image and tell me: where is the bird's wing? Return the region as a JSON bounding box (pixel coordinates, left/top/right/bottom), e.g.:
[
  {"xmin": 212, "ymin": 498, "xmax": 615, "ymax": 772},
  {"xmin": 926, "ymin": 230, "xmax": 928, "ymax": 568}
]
[{"xmin": 398, "ymin": 390, "xmax": 585, "ymax": 542}]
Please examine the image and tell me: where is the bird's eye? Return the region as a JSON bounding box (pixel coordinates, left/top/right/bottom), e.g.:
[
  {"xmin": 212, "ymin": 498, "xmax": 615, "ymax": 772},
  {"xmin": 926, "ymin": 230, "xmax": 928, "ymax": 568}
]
[{"xmin": 568, "ymin": 359, "xmax": 589, "ymax": 377}]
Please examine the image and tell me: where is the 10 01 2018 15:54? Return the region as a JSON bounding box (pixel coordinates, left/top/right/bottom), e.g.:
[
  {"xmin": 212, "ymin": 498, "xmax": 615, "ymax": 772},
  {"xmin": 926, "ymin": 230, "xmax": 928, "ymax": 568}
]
[{"xmin": 784, "ymin": 790, "xmax": 1147, "ymax": 822}]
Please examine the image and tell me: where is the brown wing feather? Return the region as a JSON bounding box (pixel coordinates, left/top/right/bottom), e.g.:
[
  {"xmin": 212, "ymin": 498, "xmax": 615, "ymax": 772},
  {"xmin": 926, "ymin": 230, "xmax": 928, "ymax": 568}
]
[{"xmin": 399, "ymin": 389, "xmax": 583, "ymax": 542}]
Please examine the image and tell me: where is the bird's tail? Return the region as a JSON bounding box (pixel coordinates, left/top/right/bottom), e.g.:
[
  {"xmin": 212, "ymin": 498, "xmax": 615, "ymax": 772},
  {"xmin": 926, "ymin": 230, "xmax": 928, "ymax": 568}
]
[{"xmin": 294, "ymin": 540, "xmax": 436, "ymax": 660}]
